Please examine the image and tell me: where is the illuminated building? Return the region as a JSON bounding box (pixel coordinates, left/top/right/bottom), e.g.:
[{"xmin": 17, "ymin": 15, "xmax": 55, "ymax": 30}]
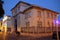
[
  {"xmin": 0, "ymin": 20, "xmax": 3, "ymax": 31},
  {"xmin": 11, "ymin": 1, "xmax": 59, "ymax": 36},
  {"xmin": 2, "ymin": 15, "xmax": 12, "ymax": 33}
]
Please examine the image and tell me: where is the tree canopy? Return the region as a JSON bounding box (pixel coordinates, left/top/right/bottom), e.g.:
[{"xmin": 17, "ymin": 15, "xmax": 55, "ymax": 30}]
[{"xmin": 0, "ymin": 0, "xmax": 4, "ymax": 18}]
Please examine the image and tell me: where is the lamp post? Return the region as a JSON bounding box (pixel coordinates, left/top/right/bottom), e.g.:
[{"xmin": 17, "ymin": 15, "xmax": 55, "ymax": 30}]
[{"xmin": 56, "ymin": 20, "xmax": 59, "ymax": 40}]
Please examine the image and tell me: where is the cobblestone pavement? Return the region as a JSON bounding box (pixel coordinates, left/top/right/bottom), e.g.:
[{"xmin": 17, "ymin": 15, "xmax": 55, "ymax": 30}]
[{"xmin": 0, "ymin": 32, "xmax": 56, "ymax": 40}]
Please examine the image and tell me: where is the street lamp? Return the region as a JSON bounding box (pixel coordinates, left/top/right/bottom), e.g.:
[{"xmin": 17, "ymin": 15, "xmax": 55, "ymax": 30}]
[{"xmin": 56, "ymin": 20, "xmax": 59, "ymax": 40}]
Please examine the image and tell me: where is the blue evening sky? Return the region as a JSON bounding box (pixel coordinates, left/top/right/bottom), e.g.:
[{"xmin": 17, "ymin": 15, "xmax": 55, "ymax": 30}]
[{"xmin": 2, "ymin": 0, "xmax": 60, "ymax": 20}]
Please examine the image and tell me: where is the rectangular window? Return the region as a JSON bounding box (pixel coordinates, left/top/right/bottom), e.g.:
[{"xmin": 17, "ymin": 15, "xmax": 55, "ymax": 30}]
[
  {"xmin": 45, "ymin": 21, "xmax": 52, "ymax": 33},
  {"xmin": 51, "ymin": 13, "xmax": 53, "ymax": 18},
  {"xmin": 17, "ymin": 15, "xmax": 20, "ymax": 27},
  {"xmin": 15, "ymin": 8, "xmax": 17, "ymax": 14},
  {"xmin": 52, "ymin": 22, "xmax": 54, "ymax": 31},
  {"xmin": 25, "ymin": 13, "xmax": 28, "ymax": 19},
  {"xmin": 48, "ymin": 21, "xmax": 50, "ymax": 27},
  {"xmin": 17, "ymin": 6, "xmax": 20, "ymax": 13},
  {"xmin": 37, "ymin": 21, "xmax": 45, "ymax": 33},
  {"xmin": 12, "ymin": 11, "xmax": 14, "ymax": 15},
  {"xmin": 25, "ymin": 11, "xmax": 31, "ymax": 19},
  {"xmin": 37, "ymin": 21, "xmax": 42, "ymax": 27},
  {"xmin": 26, "ymin": 22, "xmax": 30, "ymax": 27},
  {"xmin": 37, "ymin": 11, "xmax": 41, "ymax": 17},
  {"xmin": 47, "ymin": 12, "xmax": 50, "ymax": 18},
  {"xmin": 54, "ymin": 14, "xmax": 57, "ymax": 19}
]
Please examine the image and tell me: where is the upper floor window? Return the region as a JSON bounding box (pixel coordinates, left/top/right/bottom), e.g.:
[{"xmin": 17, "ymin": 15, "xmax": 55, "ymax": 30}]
[
  {"xmin": 37, "ymin": 21, "xmax": 42, "ymax": 27},
  {"xmin": 17, "ymin": 6, "xmax": 20, "ymax": 13},
  {"xmin": 47, "ymin": 12, "xmax": 50, "ymax": 18},
  {"xmin": 26, "ymin": 22, "xmax": 30, "ymax": 27},
  {"xmin": 15, "ymin": 8, "xmax": 17, "ymax": 14},
  {"xmin": 37, "ymin": 11, "xmax": 41, "ymax": 17},
  {"xmin": 54, "ymin": 14, "xmax": 57, "ymax": 19},
  {"xmin": 17, "ymin": 15, "xmax": 20, "ymax": 25},
  {"xmin": 52, "ymin": 22, "xmax": 54, "ymax": 27},
  {"xmin": 48, "ymin": 21, "xmax": 50, "ymax": 27},
  {"xmin": 51, "ymin": 13, "xmax": 54, "ymax": 19},
  {"xmin": 25, "ymin": 11, "xmax": 31, "ymax": 19}
]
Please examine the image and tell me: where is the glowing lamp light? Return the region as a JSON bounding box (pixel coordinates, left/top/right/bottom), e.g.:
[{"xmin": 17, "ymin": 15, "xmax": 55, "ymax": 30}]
[{"xmin": 56, "ymin": 21, "xmax": 59, "ymax": 24}]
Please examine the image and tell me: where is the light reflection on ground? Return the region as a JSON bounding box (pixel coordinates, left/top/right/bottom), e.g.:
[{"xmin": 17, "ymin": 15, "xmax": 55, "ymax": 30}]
[
  {"xmin": 0, "ymin": 32, "xmax": 54, "ymax": 40},
  {"xmin": 0, "ymin": 32, "xmax": 6, "ymax": 40}
]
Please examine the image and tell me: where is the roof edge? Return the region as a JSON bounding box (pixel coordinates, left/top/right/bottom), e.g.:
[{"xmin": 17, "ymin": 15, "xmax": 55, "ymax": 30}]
[
  {"xmin": 11, "ymin": 1, "xmax": 31, "ymax": 11},
  {"xmin": 23, "ymin": 6, "xmax": 59, "ymax": 14}
]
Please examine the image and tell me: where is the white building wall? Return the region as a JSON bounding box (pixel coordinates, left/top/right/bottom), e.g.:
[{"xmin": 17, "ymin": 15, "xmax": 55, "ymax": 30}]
[
  {"xmin": 2, "ymin": 16, "xmax": 12, "ymax": 32},
  {"xmin": 11, "ymin": 17, "xmax": 15, "ymax": 33},
  {"xmin": 11, "ymin": 2, "xmax": 31, "ymax": 32},
  {"xmin": 19, "ymin": 14, "xmax": 25, "ymax": 27},
  {"xmin": 20, "ymin": 3, "xmax": 30, "ymax": 12}
]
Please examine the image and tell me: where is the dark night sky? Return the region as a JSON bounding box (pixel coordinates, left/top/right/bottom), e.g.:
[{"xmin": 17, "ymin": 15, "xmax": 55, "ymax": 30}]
[{"xmin": 2, "ymin": 0, "xmax": 60, "ymax": 20}]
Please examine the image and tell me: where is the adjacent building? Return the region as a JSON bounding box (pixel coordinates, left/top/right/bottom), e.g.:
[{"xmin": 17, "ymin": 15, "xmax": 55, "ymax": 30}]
[
  {"xmin": 2, "ymin": 15, "xmax": 12, "ymax": 33},
  {"xmin": 0, "ymin": 20, "xmax": 3, "ymax": 31},
  {"xmin": 11, "ymin": 1, "xmax": 59, "ymax": 36}
]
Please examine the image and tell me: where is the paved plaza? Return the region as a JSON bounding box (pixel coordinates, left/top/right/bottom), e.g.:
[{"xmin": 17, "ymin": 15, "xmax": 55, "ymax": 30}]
[{"xmin": 0, "ymin": 32, "xmax": 56, "ymax": 40}]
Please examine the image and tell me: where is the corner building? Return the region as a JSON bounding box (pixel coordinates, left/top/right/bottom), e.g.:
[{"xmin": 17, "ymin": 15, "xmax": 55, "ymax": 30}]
[{"xmin": 11, "ymin": 1, "xmax": 59, "ymax": 37}]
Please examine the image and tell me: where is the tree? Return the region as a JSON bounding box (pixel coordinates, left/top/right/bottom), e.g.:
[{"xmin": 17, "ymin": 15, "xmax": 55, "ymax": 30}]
[{"xmin": 0, "ymin": 0, "xmax": 4, "ymax": 18}]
